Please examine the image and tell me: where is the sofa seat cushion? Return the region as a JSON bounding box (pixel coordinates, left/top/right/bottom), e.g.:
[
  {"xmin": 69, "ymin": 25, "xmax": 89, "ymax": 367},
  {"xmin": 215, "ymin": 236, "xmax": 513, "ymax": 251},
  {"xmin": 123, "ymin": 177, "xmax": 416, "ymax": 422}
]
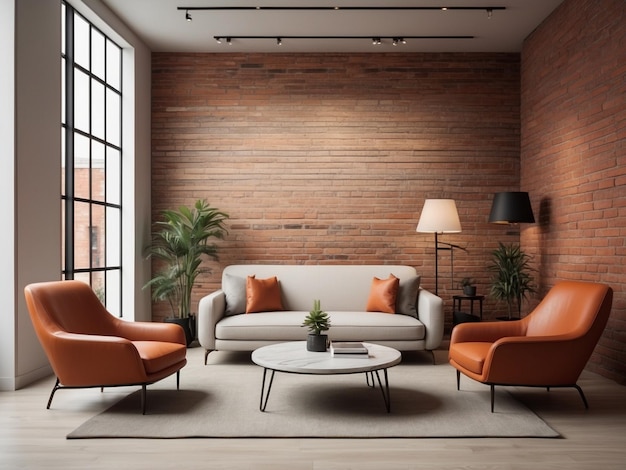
[
  {"xmin": 133, "ymin": 341, "xmax": 187, "ymax": 375},
  {"xmin": 215, "ymin": 311, "xmax": 425, "ymax": 342}
]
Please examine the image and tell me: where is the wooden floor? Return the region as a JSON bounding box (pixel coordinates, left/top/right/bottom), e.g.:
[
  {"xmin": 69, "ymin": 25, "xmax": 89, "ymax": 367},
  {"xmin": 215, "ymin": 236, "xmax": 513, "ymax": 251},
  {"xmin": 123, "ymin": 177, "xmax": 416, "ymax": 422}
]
[{"xmin": 2, "ymin": 346, "xmax": 626, "ymax": 470}]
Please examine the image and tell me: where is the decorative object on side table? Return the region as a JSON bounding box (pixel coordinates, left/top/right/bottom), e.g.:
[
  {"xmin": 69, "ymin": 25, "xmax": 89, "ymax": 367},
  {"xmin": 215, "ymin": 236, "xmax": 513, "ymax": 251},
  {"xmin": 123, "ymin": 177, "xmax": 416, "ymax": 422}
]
[
  {"xmin": 301, "ymin": 299, "xmax": 331, "ymax": 351},
  {"xmin": 144, "ymin": 199, "xmax": 229, "ymax": 345},
  {"xmin": 488, "ymin": 242, "xmax": 536, "ymax": 320},
  {"xmin": 459, "ymin": 277, "xmax": 476, "ymax": 296}
]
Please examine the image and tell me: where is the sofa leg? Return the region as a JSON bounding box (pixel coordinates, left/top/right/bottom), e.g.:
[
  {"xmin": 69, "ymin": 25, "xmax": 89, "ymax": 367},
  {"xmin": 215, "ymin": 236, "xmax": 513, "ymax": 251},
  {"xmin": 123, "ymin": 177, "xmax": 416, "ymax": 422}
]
[
  {"xmin": 204, "ymin": 349, "xmax": 213, "ymax": 365},
  {"xmin": 427, "ymin": 349, "xmax": 436, "ymax": 365}
]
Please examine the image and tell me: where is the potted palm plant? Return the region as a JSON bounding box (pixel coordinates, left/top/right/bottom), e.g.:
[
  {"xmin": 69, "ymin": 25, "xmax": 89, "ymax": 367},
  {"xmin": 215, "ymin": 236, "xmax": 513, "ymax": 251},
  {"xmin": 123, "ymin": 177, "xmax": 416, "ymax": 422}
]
[
  {"xmin": 487, "ymin": 242, "xmax": 536, "ymax": 320},
  {"xmin": 301, "ymin": 299, "xmax": 331, "ymax": 352},
  {"xmin": 144, "ymin": 199, "xmax": 229, "ymax": 345}
]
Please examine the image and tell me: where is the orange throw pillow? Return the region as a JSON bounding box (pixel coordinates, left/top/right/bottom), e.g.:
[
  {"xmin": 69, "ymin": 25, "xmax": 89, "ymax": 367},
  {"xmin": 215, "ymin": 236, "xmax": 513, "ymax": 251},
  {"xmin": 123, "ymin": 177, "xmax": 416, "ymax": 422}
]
[
  {"xmin": 366, "ymin": 274, "xmax": 400, "ymax": 314},
  {"xmin": 245, "ymin": 275, "xmax": 284, "ymax": 313}
]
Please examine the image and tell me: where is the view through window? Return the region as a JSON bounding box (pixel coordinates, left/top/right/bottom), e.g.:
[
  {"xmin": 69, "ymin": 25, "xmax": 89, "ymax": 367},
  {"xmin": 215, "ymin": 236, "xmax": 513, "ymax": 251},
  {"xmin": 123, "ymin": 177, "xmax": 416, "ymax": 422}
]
[{"xmin": 61, "ymin": 1, "xmax": 123, "ymax": 316}]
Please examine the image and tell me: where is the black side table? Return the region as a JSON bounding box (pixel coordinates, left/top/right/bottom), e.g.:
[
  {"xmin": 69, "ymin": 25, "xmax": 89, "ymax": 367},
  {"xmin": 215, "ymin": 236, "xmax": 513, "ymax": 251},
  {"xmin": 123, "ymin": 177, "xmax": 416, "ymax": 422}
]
[{"xmin": 452, "ymin": 294, "xmax": 484, "ymax": 320}]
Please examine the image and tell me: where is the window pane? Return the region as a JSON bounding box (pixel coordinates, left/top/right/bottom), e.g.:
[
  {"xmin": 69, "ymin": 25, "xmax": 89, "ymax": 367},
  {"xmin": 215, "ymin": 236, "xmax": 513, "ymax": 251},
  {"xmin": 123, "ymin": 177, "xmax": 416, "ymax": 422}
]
[
  {"xmin": 74, "ymin": 133, "xmax": 90, "ymax": 199},
  {"xmin": 91, "ymin": 79, "xmax": 105, "ymax": 140},
  {"xmin": 106, "ymin": 270, "xmax": 121, "ymax": 315},
  {"xmin": 61, "ymin": 59, "xmax": 66, "ymax": 125},
  {"xmin": 91, "ymin": 29, "xmax": 105, "ymax": 80},
  {"xmin": 106, "ymin": 147, "xmax": 121, "ymax": 205},
  {"xmin": 61, "ymin": 129, "xmax": 66, "ymax": 195},
  {"xmin": 92, "ymin": 271, "xmax": 106, "ymax": 306},
  {"xmin": 74, "ymin": 69, "xmax": 90, "ymax": 133},
  {"xmin": 61, "ymin": 3, "xmax": 66, "ymax": 55},
  {"xmin": 73, "ymin": 201, "xmax": 91, "ymax": 270},
  {"xmin": 73, "ymin": 13, "xmax": 90, "ymax": 70},
  {"xmin": 106, "ymin": 39, "xmax": 121, "ymax": 90},
  {"xmin": 106, "ymin": 89, "xmax": 121, "ymax": 147},
  {"xmin": 92, "ymin": 204, "xmax": 105, "ymax": 268},
  {"xmin": 92, "ymin": 140, "xmax": 105, "ymax": 201},
  {"xmin": 106, "ymin": 206, "xmax": 121, "ymax": 266}
]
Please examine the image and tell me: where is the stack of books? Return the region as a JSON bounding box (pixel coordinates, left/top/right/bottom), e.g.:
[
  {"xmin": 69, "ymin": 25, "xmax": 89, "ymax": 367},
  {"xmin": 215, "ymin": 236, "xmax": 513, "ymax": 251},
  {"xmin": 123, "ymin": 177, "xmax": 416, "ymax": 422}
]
[{"xmin": 330, "ymin": 342, "xmax": 369, "ymax": 358}]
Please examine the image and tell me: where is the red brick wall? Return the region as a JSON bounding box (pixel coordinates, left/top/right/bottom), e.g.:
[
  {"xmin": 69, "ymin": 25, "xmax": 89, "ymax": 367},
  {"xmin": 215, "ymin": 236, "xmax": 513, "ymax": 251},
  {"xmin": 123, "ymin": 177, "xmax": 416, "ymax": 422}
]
[
  {"xmin": 151, "ymin": 53, "xmax": 522, "ymax": 327},
  {"xmin": 521, "ymin": 0, "xmax": 626, "ymax": 383}
]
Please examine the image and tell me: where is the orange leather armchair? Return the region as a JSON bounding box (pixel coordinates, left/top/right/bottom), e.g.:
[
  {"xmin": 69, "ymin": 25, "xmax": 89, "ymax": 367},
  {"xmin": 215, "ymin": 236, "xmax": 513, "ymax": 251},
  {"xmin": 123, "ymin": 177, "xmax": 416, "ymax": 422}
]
[
  {"xmin": 449, "ymin": 281, "xmax": 613, "ymax": 411},
  {"xmin": 24, "ymin": 280, "xmax": 187, "ymax": 414}
]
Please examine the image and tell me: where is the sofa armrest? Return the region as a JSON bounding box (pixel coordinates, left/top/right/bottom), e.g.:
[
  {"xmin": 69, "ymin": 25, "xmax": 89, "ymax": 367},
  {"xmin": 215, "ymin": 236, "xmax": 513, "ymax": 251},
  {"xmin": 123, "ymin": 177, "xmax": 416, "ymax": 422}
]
[
  {"xmin": 198, "ymin": 289, "xmax": 226, "ymax": 351},
  {"xmin": 417, "ymin": 288, "xmax": 444, "ymax": 350}
]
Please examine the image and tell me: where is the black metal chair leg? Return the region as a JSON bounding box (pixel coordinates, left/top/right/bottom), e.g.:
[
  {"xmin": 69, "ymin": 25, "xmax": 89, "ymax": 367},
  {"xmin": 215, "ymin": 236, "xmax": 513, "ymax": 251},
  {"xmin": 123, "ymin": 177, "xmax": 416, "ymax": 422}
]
[
  {"xmin": 490, "ymin": 385, "xmax": 495, "ymax": 412},
  {"xmin": 46, "ymin": 378, "xmax": 61, "ymax": 409},
  {"xmin": 456, "ymin": 370, "xmax": 460, "ymax": 390},
  {"xmin": 574, "ymin": 384, "xmax": 589, "ymax": 409},
  {"xmin": 176, "ymin": 370, "xmax": 180, "ymax": 390},
  {"xmin": 141, "ymin": 384, "xmax": 147, "ymax": 415}
]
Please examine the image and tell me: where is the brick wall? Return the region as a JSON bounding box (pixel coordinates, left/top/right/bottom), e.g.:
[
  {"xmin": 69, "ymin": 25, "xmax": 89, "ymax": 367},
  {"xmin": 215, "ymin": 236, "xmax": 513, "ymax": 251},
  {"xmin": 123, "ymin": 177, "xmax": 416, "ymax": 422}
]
[
  {"xmin": 151, "ymin": 52, "xmax": 522, "ymax": 328},
  {"xmin": 521, "ymin": 0, "xmax": 626, "ymax": 383}
]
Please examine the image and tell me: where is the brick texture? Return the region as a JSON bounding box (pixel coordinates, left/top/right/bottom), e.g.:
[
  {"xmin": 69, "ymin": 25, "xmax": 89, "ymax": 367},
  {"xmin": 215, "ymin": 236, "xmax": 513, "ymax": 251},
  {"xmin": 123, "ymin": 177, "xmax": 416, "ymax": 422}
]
[
  {"xmin": 151, "ymin": 52, "xmax": 522, "ymax": 330},
  {"xmin": 521, "ymin": 0, "xmax": 626, "ymax": 383}
]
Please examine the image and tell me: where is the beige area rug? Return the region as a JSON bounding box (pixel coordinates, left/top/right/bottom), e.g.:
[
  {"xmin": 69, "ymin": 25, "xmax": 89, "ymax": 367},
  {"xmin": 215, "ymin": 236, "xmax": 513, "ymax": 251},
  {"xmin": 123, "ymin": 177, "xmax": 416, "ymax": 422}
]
[{"xmin": 68, "ymin": 349, "xmax": 559, "ymax": 439}]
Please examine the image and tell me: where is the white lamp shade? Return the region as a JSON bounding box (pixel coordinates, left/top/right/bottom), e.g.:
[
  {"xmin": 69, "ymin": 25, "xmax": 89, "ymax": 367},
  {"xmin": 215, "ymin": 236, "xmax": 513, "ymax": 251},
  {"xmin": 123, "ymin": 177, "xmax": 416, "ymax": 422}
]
[{"xmin": 416, "ymin": 199, "xmax": 462, "ymax": 233}]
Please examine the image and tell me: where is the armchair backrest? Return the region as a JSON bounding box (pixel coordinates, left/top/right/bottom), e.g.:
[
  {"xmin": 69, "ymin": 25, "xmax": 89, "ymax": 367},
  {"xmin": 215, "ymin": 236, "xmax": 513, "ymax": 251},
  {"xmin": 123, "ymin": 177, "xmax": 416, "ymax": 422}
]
[
  {"xmin": 524, "ymin": 281, "xmax": 613, "ymax": 341},
  {"xmin": 24, "ymin": 280, "xmax": 118, "ymax": 338}
]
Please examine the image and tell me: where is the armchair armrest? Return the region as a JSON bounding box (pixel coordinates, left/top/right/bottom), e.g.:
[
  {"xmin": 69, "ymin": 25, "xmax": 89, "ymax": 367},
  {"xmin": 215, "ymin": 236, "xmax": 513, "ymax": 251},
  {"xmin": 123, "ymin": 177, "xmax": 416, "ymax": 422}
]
[
  {"xmin": 450, "ymin": 319, "xmax": 526, "ymax": 344},
  {"xmin": 114, "ymin": 319, "xmax": 186, "ymax": 345},
  {"xmin": 48, "ymin": 332, "xmax": 148, "ymax": 386},
  {"xmin": 417, "ymin": 288, "xmax": 444, "ymax": 350},
  {"xmin": 484, "ymin": 335, "xmax": 593, "ymax": 386},
  {"xmin": 197, "ymin": 289, "xmax": 226, "ymax": 351}
]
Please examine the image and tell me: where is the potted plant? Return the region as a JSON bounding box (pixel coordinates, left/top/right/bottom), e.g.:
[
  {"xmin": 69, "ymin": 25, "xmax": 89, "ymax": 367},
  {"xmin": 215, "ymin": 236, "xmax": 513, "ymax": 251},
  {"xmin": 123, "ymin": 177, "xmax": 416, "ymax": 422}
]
[
  {"xmin": 487, "ymin": 242, "xmax": 536, "ymax": 320},
  {"xmin": 301, "ymin": 299, "xmax": 331, "ymax": 352},
  {"xmin": 144, "ymin": 199, "xmax": 229, "ymax": 345},
  {"xmin": 459, "ymin": 277, "xmax": 476, "ymax": 296}
]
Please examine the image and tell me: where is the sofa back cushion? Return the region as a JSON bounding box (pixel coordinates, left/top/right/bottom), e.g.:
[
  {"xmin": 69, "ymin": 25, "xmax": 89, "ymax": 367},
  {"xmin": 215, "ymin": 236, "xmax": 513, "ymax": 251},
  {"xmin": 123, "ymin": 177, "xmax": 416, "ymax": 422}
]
[{"xmin": 222, "ymin": 265, "xmax": 420, "ymax": 314}]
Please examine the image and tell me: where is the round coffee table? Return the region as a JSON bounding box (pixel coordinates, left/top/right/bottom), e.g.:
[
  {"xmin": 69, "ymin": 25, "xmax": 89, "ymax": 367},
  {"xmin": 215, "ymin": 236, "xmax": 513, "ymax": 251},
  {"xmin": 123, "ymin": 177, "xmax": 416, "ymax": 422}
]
[{"xmin": 251, "ymin": 341, "xmax": 401, "ymax": 413}]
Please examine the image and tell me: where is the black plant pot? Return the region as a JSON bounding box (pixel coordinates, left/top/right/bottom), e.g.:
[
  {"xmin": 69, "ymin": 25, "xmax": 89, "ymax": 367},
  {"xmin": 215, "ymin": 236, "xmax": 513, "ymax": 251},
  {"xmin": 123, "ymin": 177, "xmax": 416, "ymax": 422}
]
[
  {"xmin": 463, "ymin": 286, "xmax": 477, "ymax": 296},
  {"xmin": 165, "ymin": 316, "xmax": 194, "ymax": 347},
  {"xmin": 306, "ymin": 334, "xmax": 328, "ymax": 352}
]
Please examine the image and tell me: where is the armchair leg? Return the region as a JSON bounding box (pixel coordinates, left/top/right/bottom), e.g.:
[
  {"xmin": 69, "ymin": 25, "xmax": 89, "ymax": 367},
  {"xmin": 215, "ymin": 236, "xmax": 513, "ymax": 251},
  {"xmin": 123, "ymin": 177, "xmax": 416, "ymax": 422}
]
[
  {"xmin": 456, "ymin": 370, "xmax": 460, "ymax": 390},
  {"xmin": 176, "ymin": 370, "xmax": 180, "ymax": 390},
  {"xmin": 47, "ymin": 377, "xmax": 61, "ymax": 409},
  {"xmin": 141, "ymin": 384, "xmax": 147, "ymax": 415},
  {"xmin": 490, "ymin": 385, "xmax": 495, "ymax": 413},
  {"xmin": 574, "ymin": 384, "xmax": 589, "ymax": 409}
]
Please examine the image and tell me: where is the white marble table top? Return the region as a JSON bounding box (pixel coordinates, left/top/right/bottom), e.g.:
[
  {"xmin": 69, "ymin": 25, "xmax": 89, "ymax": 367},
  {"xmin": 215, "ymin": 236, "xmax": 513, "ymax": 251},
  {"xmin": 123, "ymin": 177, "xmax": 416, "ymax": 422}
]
[{"xmin": 251, "ymin": 341, "xmax": 401, "ymax": 374}]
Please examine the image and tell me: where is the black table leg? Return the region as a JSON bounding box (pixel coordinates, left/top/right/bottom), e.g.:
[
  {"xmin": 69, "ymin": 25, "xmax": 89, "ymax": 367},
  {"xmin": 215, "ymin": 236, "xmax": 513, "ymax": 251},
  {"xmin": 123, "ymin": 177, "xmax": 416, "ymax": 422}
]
[
  {"xmin": 373, "ymin": 369, "xmax": 392, "ymax": 413},
  {"xmin": 259, "ymin": 368, "xmax": 276, "ymax": 412}
]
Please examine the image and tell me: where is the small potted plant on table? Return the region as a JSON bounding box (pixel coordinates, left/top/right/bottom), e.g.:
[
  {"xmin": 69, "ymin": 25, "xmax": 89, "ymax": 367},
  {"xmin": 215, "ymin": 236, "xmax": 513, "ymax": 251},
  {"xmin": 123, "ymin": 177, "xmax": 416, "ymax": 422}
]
[
  {"xmin": 301, "ymin": 299, "xmax": 331, "ymax": 352},
  {"xmin": 460, "ymin": 277, "xmax": 477, "ymax": 296}
]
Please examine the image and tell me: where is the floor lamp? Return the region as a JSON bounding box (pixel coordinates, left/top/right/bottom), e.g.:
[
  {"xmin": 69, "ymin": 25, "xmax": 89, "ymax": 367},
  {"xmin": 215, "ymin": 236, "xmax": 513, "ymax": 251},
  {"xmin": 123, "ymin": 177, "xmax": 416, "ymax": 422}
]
[{"xmin": 416, "ymin": 199, "xmax": 462, "ymax": 296}]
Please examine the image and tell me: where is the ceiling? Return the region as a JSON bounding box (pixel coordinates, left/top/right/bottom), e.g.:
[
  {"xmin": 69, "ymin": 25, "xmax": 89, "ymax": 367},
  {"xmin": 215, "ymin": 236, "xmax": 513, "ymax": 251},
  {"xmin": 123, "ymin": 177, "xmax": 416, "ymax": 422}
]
[{"xmin": 99, "ymin": 0, "xmax": 564, "ymax": 53}]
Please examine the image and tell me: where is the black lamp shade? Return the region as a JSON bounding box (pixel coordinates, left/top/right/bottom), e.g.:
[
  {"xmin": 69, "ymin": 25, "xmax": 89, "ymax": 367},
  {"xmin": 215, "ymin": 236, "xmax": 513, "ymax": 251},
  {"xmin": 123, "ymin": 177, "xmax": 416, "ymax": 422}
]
[{"xmin": 488, "ymin": 192, "xmax": 535, "ymax": 224}]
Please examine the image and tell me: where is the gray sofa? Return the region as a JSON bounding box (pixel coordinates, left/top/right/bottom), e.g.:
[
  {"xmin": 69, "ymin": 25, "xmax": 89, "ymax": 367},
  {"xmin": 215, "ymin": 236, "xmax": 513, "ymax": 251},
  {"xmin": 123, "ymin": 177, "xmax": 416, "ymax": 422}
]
[{"xmin": 197, "ymin": 265, "xmax": 444, "ymax": 364}]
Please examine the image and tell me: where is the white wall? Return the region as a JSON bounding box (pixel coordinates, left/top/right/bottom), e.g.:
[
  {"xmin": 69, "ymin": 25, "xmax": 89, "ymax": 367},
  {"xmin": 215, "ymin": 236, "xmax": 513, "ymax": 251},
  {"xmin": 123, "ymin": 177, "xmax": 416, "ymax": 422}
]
[
  {"xmin": 0, "ymin": 0, "xmax": 152, "ymax": 390},
  {"xmin": 0, "ymin": 0, "xmax": 16, "ymax": 390}
]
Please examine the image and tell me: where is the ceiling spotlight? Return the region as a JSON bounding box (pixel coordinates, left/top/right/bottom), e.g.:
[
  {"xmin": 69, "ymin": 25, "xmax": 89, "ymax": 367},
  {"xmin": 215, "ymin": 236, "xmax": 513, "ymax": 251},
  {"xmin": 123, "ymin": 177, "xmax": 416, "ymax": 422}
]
[
  {"xmin": 276, "ymin": 37, "xmax": 282, "ymax": 46},
  {"xmin": 372, "ymin": 37, "xmax": 382, "ymax": 45},
  {"xmin": 487, "ymin": 8, "xmax": 493, "ymax": 19},
  {"xmin": 393, "ymin": 38, "xmax": 399, "ymax": 46},
  {"xmin": 215, "ymin": 37, "xmax": 222, "ymax": 44},
  {"xmin": 185, "ymin": 9, "xmax": 192, "ymax": 22},
  {"xmin": 226, "ymin": 37, "xmax": 232, "ymax": 45}
]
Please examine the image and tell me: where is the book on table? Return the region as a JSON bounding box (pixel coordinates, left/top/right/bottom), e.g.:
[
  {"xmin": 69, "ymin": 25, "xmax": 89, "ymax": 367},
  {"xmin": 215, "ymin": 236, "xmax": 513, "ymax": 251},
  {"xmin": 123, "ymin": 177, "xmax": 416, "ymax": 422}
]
[{"xmin": 330, "ymin": 342, "xmax": 369, "ymax": 357}]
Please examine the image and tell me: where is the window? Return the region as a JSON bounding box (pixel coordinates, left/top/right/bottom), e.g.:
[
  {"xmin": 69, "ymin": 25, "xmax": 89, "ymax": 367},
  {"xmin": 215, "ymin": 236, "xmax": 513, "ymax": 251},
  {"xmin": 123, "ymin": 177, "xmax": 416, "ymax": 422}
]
[{"xmin": 61, "ymin": 2, "xmax": 123, "ymax": 315}]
